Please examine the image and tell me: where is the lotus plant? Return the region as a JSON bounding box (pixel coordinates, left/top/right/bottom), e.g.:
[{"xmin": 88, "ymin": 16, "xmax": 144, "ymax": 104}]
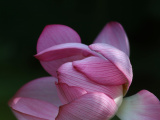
[{"xmin": 9, "ymin": 22, "xmax": 160, "ymax": 120}]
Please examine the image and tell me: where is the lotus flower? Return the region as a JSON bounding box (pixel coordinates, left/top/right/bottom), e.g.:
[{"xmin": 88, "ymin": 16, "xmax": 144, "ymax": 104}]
[{"xmin": 9, "ymin": 22, "xmax": 160, "ymax": 120}]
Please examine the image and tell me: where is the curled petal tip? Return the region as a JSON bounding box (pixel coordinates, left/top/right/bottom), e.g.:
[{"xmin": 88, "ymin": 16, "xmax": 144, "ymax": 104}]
[
  {"xmin": 94, "ymin": 22, "xmax": 130, "ymax": 56},
  {"xmin": 37, "ymin": 24, "xmax": 81, "ymax": 53}
]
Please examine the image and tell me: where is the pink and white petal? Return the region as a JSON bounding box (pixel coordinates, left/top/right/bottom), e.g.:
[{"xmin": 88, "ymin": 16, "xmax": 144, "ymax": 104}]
[
  {"xmin": 89, "ymin": 43, "xmax": 133, "ymax": 94},
  {"xmin": 73, "ymin": 56, "xmax": 127, "ymax": 86},
  {"xmin": 56, "ymin": 92, "xmax": 117, "ymax": 120},
  {"xmin": 116, "ymin": 90, "xmax": 160, "ymax": 120},
  {"xmin": 9, "ymin": 97, "xmax": 58, "ymax": 120},
  {"xmin": 37, "ymin": 25, "xmax": 81, "ymax": 53},
  {"xmin": 35, "ymin": 43, "xmax": 97, "ymax": 77},
  {"xmin": 93, "ymin": 22, "xmax": 130, "ymax": 56},
  {"xmin": 57, "ymin": 62, "xmax": 123, "ymax": 107},
  {"xmin": 56, "ymin": 82, "xmax": 87, "ymax": 104},
  {"xmin": 9, "ymin": 77, "xmax": 62, "ymax": 107}
]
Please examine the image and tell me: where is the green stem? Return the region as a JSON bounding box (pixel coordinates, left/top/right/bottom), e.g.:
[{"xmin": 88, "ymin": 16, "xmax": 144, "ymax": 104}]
[{"xmin": 111, "ymin": 115, "xmax": 120, "ymax": 120}]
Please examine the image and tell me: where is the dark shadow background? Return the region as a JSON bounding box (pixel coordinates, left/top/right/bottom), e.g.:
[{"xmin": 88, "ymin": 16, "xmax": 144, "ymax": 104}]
[{"xmin": 0, "ymin": 0, "xmax": 160, "ymax": 119}]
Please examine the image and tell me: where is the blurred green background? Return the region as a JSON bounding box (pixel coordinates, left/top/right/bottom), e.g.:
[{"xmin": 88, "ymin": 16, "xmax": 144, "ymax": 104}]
[{"xmin": 1, "ymin": 0, "xmax": 160, "ymax": 119}]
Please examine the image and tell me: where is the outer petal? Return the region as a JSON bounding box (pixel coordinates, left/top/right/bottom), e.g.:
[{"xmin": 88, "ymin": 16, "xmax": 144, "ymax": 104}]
[
  {"xmin": 94, "ymin": 22, "xmax": 130, "ymax": 56},
  {"xmin": 37, "ymin": 25, "xmax": 81, "ymax": 53},
  {"xmin": 57, "ymin": 62, "xmax": 123, "ymax": 107},
  {"xmin": 12, "ymin": 109, "xmax": 47, "ymax": 120},
  {"xmin": 35, "ymin": 43, "xmax": 98, "ymax": 77},
  {"xmin": 9, "ymin": 77, "xmax": 62, "ymax": 107},
  {"xmin": 89, "ymin": 43, "xmax": 132, "ymax": 95},
  {"xmin": 35, "ymin": 43, "xmax": 95, "ymax": 61},
  {"xmin": 73, "ymin": 56, "xmax": 127, "ymax": 85},
  {"xmin": 116, "ymin": 90, "xmax": 160, "ymax": 120},
  {"xmin": 9, "ymin": 97, "xmax": 58, "ymax": 120},
  {"xmin": 56, "ymin": 92, "xmax": 117, "ymax": 120},
  {"xmin": 56, "ymin": 82, "xmax": 87, "ymax": 104}
]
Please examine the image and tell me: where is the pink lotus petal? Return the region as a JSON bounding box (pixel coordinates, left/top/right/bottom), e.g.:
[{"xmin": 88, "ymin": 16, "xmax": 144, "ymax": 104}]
[
  {"xmin": 94, "ymin": 22, "xmax": 130, "ymax": 56},
  {"xmin": 116, "ymin": 90, "xmax": 160, "ymax": 120},
  {"xmin": 89, "ymin": 43, "xmax": 133, "ymax": 95},
  {"xmin": 9, "ymin": 97, "xmax": 58, "ymax": 120},
  {"xmin": 39, "ymin": 55, "xmax": 84, "ymax": 77},
  {"xmin": 35, "ymin": 43, "xmax": 95, "ymax": 61},
  {"xmin": 12, "ymin": 109, "xmax": 47, "ymax": 120},
  {"xmin": 35, "ymin": 43, "xmax": 98, "ymax": 77},
  {"xmin": 73, "ymin": 56, "xmax": 126, "ymax": 86},
  {"xmin": 57, "ymin": 62, "xmax": 123, "ymax": 107},
  {"xmin": 56, "ymin": 82, "xmax": 87, "ymax": 104},
  {"xmin": 56, "ymin": 92, "xmax": 117, "ymax": 120},
  {"xmin": 37, "ymin": 25, "xmax": 81, "ymax": 53},
  {"xmin": 9, "ymin": 77, "xmax": 62, "ymax": 107}
]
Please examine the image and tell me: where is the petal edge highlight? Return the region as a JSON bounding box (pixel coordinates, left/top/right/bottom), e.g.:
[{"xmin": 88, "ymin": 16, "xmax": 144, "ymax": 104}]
[
  {"xmin": 9, "ymin": 97, "xmax": 58, "ymax": 120},
  {"xmin": 9, "ymin": 77, "xmax": 62, "ymax": 107}
]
